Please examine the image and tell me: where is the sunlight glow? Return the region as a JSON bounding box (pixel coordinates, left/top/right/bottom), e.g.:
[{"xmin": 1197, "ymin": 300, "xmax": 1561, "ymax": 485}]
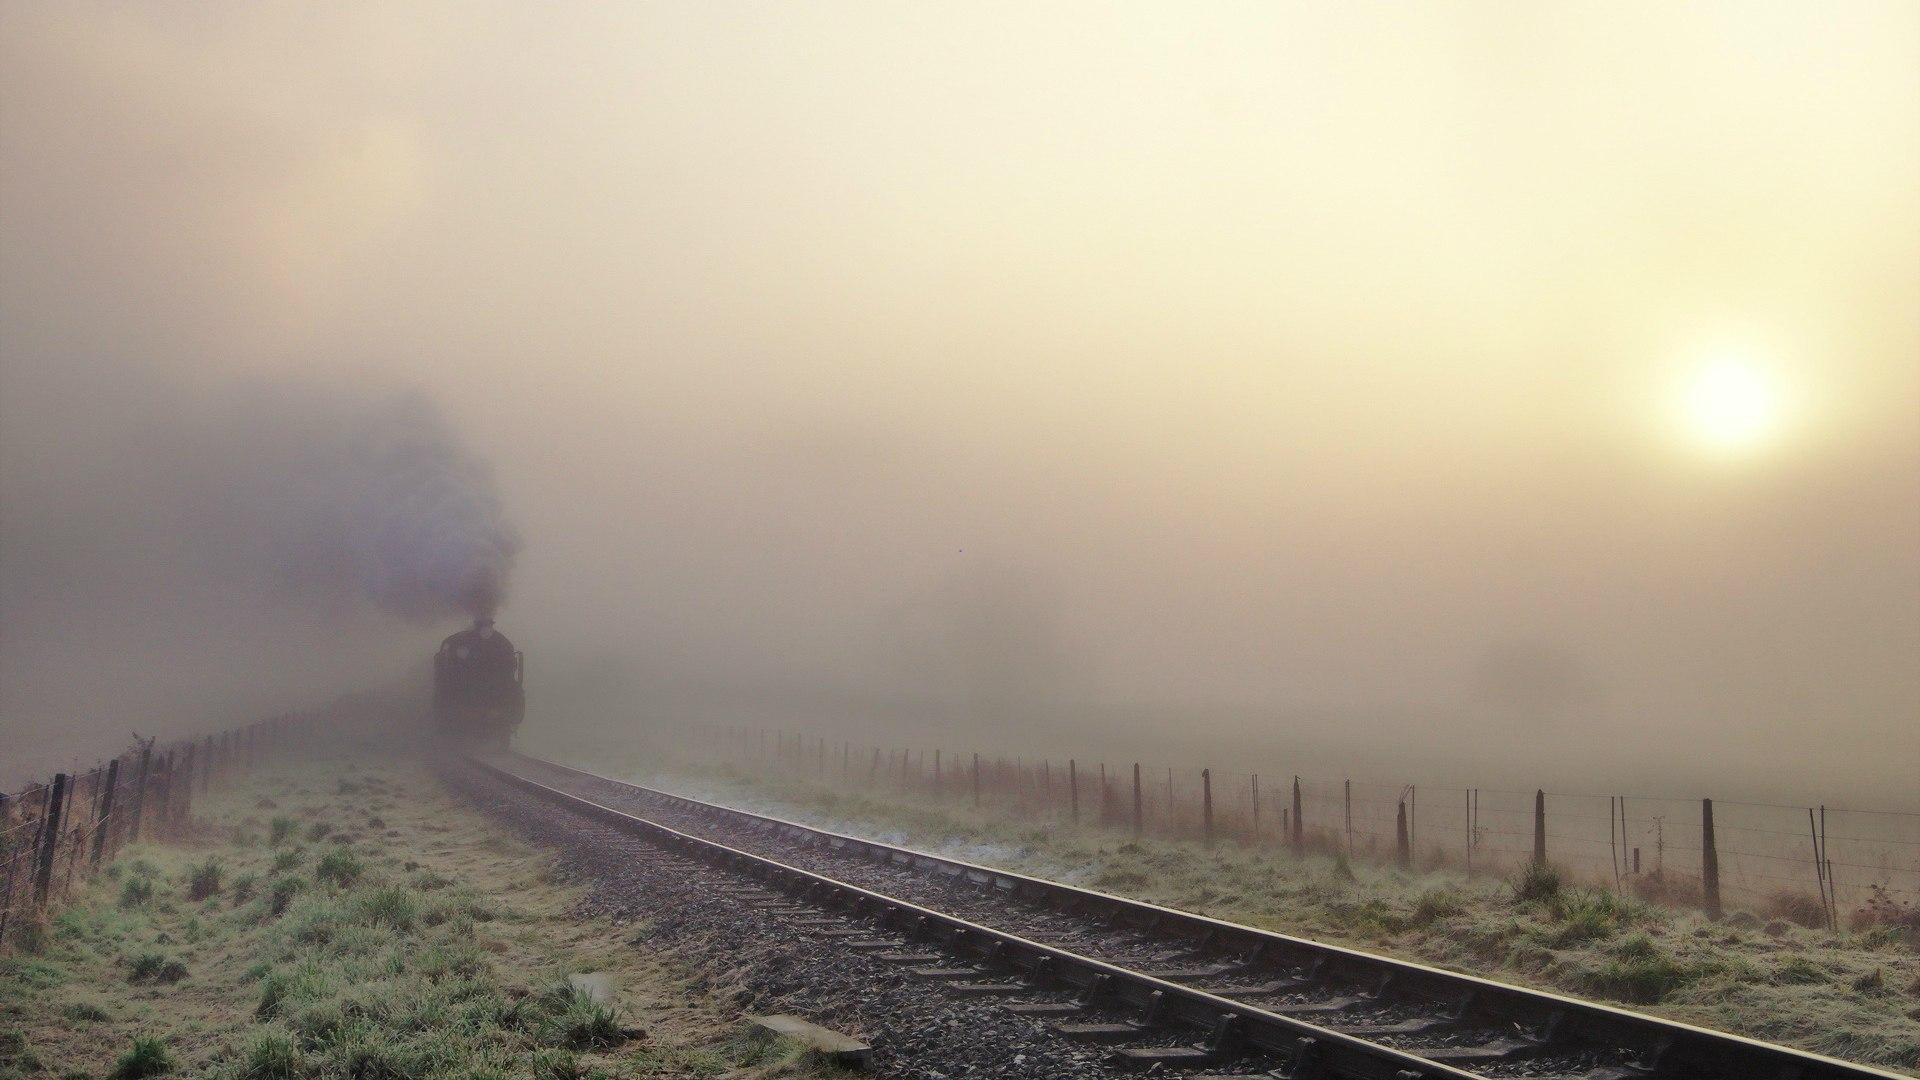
[{"xmin": 1680, "ymin": 352, "xmax": 1782, "ymax": 456}]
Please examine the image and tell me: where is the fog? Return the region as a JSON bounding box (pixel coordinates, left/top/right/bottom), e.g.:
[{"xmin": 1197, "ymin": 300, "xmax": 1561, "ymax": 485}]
[{"xmin": 3, "ymin": 3, "xmax": 1916, "ymax": 803}]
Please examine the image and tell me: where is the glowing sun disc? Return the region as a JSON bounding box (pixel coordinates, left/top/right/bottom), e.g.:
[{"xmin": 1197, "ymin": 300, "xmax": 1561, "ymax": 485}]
[{"xmin": 1680, "ymin": 354, "xmax": 1780, "ymax": 454}]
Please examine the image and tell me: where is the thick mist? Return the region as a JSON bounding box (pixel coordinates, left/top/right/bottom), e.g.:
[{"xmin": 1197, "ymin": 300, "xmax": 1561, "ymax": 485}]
[
  {"xmin": 3, "ymin": 3, "xmax": 1917, "ymax": 804},
  {"xmin": 0, "ymin": 360, "xmax": 516, "ymax": 782}
]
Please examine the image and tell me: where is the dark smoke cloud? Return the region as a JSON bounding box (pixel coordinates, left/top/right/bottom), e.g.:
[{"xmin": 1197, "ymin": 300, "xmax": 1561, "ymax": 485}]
[{"xmin": 248, "ymin": 391, "xmax": 520, "ymax": 621}]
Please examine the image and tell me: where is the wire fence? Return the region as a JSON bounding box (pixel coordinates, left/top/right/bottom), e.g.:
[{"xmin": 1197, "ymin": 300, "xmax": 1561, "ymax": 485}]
[
  {"xmin": 673, "ymin": 724, "xmax": 1919, "ymax": 931},
  {"xmin": 0, "ymin": 713, "xmax": 319, "ymax": 948}
]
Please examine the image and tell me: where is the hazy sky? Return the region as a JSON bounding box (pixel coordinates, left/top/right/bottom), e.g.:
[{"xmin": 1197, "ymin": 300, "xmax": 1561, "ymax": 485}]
[{"xmin": 3, "ymin": 3, "xmax": 1916, "ymax": 800}]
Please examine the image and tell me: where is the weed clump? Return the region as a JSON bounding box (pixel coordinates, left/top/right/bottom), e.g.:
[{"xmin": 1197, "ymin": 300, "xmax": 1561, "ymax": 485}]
[
  {"xmin": 268, "ymin": 875, "xmax": 308, "ymax": 915},
  {"xmin": 118, "ymin": 876, "xmax": 156, "ymax": 909},
  {"xmin": 230, "ymin": 872, "xmax": 259, "ymax": 905},
  {"xmin": 108, "ymin": 1034, "xmax": 174, "ymax": 1079},
  {"xmin": 1409, "ymin": 887, "xmax": 1464, "ymax": 927},
  {"xmin": 127, "ymin": 952, "xmax": 187, "ymax": 984},
  {"xmin": 1582, "ymin": 933, "xmax": 1688, "ymax": 1003},
  {"xmin": 315, "ymin": 848, "xmax": 363, "ymax": 887},
  {"xmin": 240, "ymin": 1027, "xmax": 302, "ymax": 1077},
  {"xmin": 268, "ymin": 816, "xmax": 297, "ymax": 845},
  {"xmin": 542, "ymin": 983, "xmax": 625, "ymax": 1049},
  {"xmin": 185, "ymin": 858, "xmax": 223, "ymax": 901},
  {"xmin": 1512, "ymin": 862, "xmax": 1562, "ymax": 904},
  {"xmin": 270, "ymin": 847, "xmax": 305, "ymax": 874},
  {"xmin": 353, "ymin": 885, "xmax": 419, "ymax": 930},
  {"xmin": 305, "ymin": 822, "xmax": 332, "ymax": 843}
]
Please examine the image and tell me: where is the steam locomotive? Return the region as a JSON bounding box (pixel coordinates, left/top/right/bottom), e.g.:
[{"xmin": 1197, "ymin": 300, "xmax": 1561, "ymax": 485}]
[{"xmin": 431, "ymin": 617, "xmax": 525, "ymax": 747}]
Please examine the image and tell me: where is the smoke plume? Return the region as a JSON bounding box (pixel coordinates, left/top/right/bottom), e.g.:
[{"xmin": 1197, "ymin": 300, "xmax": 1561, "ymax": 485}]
[
  {"xmin": 250, "ymin": 391, "xmax": 521, "ymax": 622},
  {"xmin": 0, "ymin": 363, "xmax": 518, "ymax": 780}
]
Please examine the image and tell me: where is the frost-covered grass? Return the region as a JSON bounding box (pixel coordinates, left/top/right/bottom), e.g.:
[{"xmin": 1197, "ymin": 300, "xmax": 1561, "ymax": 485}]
[
  {"xmin": 585, "ymin": 752, "xmax": 1920, "ymax": 1074},
  {"xmin": 0, "ymin": 760, "xmax": 829, "ymax": 1080}
]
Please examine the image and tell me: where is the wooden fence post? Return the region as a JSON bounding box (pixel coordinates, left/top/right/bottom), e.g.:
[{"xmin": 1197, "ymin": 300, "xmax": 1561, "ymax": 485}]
[
  {"xmin": 1464, "ymin": 789, "xmax": 1473, "ymax": 879},
  {"xmin": 127, "ymin": 746, "xmax": 154, "ymax": 842},
  {"xmin": 1343, "ymin": 779, "xmax": 1353, "ymax": 853},
  {"xmin": 1701, "ymin": 798, "xmax": 1722, "ymax": 919},
  {"xmin": 1290, "ymin": 776, "xmax": 1304, "ymax": 854},
  {"xmin": 174, "ymin": 745, "xmax": 196, "ymax": 827},
  {"xmin": 1532, "ymin": 790, "xmax": 1547, "ymax": 865},
  {"xmin": 1068, "ymin": 760, "xmax": 1079, "ymax": 822},
  {"xmin": 1201, "ymin": 768, "xmax": 1214, "ymax": 848},
  {"xmin": 32, "ymin": 773, "xmax": 69, "ymax": 906},
  {"xmin": 90, "ymin": 760, "xmax": 120, "ymax": 867},
  {"xmin": 1131, "ymin": 763, "xmax": 1143, "ymax": 839},
  {"xmin": 1395, "ymin": 800, "xmax": 1411, "ymax": 868},
  {"xmin": 1251, "ymin": 773, "xmax": 1260, "ymax": 840}
]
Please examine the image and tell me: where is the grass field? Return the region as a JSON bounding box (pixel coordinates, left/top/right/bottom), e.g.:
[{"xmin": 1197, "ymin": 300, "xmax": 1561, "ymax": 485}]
[
  {"xmin": 0, "ymin": 759, "xmax": 833, "ymax": 1080},
  {"xmin": 569, "ymin": 750, "xmax": 1920, "ymax": 1074}
]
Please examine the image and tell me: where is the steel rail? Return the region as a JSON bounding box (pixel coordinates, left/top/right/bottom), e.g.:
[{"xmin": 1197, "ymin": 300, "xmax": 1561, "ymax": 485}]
[
  {"xmin": 486, "ymin": 752, "xmax": 1904, "ymax": 1080},
  {"xmin": 473, "ymin": 755, "xmax": 1482, "ymax": 1079}
]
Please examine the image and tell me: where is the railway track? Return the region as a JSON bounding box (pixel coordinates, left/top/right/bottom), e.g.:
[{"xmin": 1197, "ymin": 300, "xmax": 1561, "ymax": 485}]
[{"xmin": 471, "ymin": 751, "xmax": 1899, "ymax": 1080}]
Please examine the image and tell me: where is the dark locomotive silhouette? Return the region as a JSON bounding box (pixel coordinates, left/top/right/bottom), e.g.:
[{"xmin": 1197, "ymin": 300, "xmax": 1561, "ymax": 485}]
[{"xmin": 431, "ymin": 616, "xmax": 524, "ymax": 746}]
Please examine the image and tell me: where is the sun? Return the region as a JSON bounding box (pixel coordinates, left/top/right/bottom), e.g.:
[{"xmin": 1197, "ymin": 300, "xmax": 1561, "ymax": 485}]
[{"xmin": 1678, "ymin": 352, "xmax": 1781, "ymax": 456}]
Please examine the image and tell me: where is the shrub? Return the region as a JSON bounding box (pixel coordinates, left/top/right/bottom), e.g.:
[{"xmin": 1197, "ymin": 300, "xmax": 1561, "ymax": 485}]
[
  {"xmin": 269, "ymin": 817, "xmax": 297, "ymax": 845},
  {"xmin": 271, "ymin": 848, "xmax": 306, "ymax": 874},
  {"xmin": 306, "ymin": 822, "xmax": 332, "ymax": 843},
  {"xmin": 231, "ymin": 873, "xmax": 259, "ymax": 905},
  {"xmin": 128, "ymin": 952, "xmax": 167, "ymax": 980},
  {"xmin": 1512, "ymin": 862, "xmax": 1562, "ymax": 904},
  {"xmin": 269, "ymin": 876, "xmax": 308, "ymax": 915},
  {"xmin": 1849, "ymin": 884, "xmax": 1920, "ymax": 946},
  {"xmin": 315, "ymin": 848, "xmax": 363, "ymax": 887},
  {"xmin": 109, "ymin": 1035, "xmax": 174, "ymax": 1079},
  {"xmin": 119, "ymin": 877, "xmax": 156, "ymax": 909},
  {"xmin": 186, "ymin": 858, "xmax": 223, "ymax": 901},
  {"xmin": 128, "ymin": 952, "xmax": 188, "ymax": 983}
]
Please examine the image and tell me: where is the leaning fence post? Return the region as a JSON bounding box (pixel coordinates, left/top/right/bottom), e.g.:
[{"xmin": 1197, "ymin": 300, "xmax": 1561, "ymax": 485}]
[
  {"xmin": 1396, "ymin": 800, "xmax": 1411, "ymax": 868},
  {"xmin": 1068, "ymin": 759, "xmax": 1079, "ymax": 822},
  {"xmin": 1533, "ymin": 790, "xmax": 1547, "ymax": 865},
  {"xmin": 33, "ymin": 773, "xmax": 69, "ymax": 906},
  {"xmin": 1201, "ymin": 768, "xmax": 1214, "ymax": 848},
  {"xmin": 1701, "ymin": 798, "xmax": 1722, "ymax": 919},
  {"xmin": 90, "ymin": 759, "xmax": 121, "ymax": 868},
  {"xmin": 1290, "ymin": 776, "xmax": 1304, "ymax": 854}
]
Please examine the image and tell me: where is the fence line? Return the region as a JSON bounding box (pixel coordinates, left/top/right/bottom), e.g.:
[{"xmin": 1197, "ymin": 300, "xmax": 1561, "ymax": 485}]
[
  {"xmin": 661, "ymin": 722, "xmax": 1919, "ymax": 931},
  {"xmin": 0, "ymin": 712, "xmax": 324, "ymax": 948}
]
